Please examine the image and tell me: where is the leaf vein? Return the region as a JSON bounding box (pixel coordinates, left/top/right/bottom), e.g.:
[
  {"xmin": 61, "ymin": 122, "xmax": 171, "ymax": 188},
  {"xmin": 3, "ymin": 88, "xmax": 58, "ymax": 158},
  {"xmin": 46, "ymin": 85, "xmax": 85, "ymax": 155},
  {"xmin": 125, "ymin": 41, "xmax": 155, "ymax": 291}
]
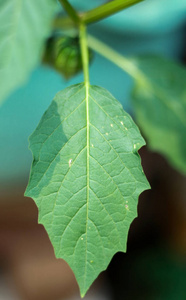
[
  {"xmin": 90, "ymin": 187, "xmax": 122, "ymax": 247},
  {"xmin": 90, "ymin": 155, "xmax": 124, "ymax": 200}
]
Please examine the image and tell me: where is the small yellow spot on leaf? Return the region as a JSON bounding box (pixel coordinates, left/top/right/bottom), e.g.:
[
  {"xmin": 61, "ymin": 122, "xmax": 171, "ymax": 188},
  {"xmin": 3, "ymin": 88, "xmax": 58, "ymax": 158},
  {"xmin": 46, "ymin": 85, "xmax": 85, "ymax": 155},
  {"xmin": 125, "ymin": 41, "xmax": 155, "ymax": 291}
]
[{"xmin": 69, "ymin": 159, "xmax": 72, "ymax": 167}]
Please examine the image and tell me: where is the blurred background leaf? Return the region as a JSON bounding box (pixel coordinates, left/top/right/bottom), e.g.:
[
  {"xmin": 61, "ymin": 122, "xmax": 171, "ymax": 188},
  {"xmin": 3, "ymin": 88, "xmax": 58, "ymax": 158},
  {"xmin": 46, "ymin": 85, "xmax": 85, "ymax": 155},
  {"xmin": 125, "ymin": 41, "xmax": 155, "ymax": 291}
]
[
  {"xmin": 131, "ymin": 55, "xmax": 186, "ymax": 174},
  {"xmin": 0, "ymin": 0, "xmax": 57, "ymax": 105}
]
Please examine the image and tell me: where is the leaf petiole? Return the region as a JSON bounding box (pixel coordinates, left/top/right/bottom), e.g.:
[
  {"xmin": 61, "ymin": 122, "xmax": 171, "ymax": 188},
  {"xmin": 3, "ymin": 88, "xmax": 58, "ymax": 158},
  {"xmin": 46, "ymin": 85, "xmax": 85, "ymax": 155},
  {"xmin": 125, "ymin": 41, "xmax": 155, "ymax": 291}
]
[
  {"xmin": 87, "ymin": 34, "xmax": 146, "ymax": 84},
  {"xmin": 79, "ymin": 24, "xmax": 89, "ymax": 85}
]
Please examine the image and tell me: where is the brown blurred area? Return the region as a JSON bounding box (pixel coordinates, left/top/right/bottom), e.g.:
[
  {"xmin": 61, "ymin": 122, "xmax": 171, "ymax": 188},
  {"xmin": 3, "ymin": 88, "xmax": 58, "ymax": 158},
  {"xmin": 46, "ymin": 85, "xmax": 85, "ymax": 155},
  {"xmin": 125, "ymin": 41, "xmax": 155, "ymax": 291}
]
[
  {"xmin": 0, "ymin": 187, "xmax": 78, "ymax": 300},
  {"xmin": 0, "ymin": 148, "xmax": 185, "ymax": 300},
  {"xmin": 0, "ymin": 186, "xmax": 108, "ymax": 300}
]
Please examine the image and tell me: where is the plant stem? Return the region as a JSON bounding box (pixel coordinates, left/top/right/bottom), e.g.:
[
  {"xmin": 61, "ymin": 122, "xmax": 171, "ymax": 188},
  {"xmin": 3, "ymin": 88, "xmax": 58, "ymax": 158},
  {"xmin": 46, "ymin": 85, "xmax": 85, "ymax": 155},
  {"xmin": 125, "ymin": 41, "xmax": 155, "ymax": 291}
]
[
  {"xmin": 81, "ymin": 0, "xmax": 144, "ymax": 24},
  {"xmin": 79, "ymin": 24, "xmax": 89, "ymax": 85},
  {"xmin": 58, "ymin": 0, "xmax": 80, "ymax": 24},
  {"xmin": 87, "ymin": 35, "xmax": 146, "ymax": 83}
]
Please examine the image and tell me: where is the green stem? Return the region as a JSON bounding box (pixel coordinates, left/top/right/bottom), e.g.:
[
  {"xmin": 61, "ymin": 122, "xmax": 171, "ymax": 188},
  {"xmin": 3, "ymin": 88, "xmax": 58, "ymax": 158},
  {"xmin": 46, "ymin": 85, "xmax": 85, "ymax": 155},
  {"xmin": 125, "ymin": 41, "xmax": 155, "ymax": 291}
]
[
  {"xmin": 79, "ymin": 24, "xmax": 89, "ymax": 85},
  {"xmin": 87, "ymin": 35, "xmax": 146, "ymax": 83},
  {"xmin": 58, "ymin": 0, "xmax": 80, "ymax": 24},
  {"xmin": 81, "ymin": 0, "xmax": 144, "ymax": 24}
]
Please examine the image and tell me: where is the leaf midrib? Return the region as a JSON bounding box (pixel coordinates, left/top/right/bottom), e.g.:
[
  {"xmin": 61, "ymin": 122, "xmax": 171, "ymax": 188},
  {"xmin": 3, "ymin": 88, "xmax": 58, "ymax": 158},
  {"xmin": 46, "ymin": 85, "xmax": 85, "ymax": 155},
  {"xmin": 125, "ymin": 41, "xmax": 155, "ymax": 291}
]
[{"xmin": 84, "ymin": 82, "xmax": 90, "ymax": 289}]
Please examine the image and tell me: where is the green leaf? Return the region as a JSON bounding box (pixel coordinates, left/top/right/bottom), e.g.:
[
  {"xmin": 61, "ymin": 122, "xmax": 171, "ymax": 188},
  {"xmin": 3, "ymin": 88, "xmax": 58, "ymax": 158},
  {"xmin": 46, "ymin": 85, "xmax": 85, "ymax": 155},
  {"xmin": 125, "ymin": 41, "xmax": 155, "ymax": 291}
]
[
  {"xmin": 131, "ymin": 55, "xmax": 186, "ymax": 174},
  {"xmin": 25, "ymin": 83, "xmax": 149, "ymax": 297},
  {"xmin": 0, "ymin": 0, "xmax": 57, "ymax": 104}
]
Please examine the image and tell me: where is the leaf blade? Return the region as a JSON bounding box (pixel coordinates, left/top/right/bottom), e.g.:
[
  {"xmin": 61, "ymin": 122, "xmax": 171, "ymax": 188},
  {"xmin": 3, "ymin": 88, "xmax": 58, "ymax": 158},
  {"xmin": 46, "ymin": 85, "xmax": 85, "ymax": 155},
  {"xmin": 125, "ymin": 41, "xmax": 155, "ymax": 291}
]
[
  {"xmin": 0, "ymin": 0, "xmax": 57, "ymax": 104},
  {"xmin": 25, "ymin": 83, "xmax": 149, "ymax": 296}
]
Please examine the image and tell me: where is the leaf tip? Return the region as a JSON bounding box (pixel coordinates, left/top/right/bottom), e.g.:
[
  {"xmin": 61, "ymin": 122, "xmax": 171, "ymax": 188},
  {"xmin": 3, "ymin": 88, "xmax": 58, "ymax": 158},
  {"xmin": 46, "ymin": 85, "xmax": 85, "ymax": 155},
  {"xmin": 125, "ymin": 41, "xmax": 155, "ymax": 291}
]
[
  {"xmin": 80, "ymin": 287, "xmax": 88, "ymax": 299},
  {"xmin": 80, "ymin": 292, "xmax": 86, "ymax": 298},
  {"xmin": 24, "ymin": 184, "xmax": 31, "ymax": 198},
  {"xmin": 24, "ymin": 188, "xmax": 29, "ymax": 198}
]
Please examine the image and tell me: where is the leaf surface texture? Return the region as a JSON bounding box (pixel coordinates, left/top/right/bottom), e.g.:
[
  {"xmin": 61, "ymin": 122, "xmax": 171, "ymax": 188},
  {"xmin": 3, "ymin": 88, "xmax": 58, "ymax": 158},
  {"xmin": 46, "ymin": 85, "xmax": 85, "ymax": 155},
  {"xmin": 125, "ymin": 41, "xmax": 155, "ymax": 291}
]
[{"xmin": 25, "ymin": 83, "xmax": 149, "ymax": 296}]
